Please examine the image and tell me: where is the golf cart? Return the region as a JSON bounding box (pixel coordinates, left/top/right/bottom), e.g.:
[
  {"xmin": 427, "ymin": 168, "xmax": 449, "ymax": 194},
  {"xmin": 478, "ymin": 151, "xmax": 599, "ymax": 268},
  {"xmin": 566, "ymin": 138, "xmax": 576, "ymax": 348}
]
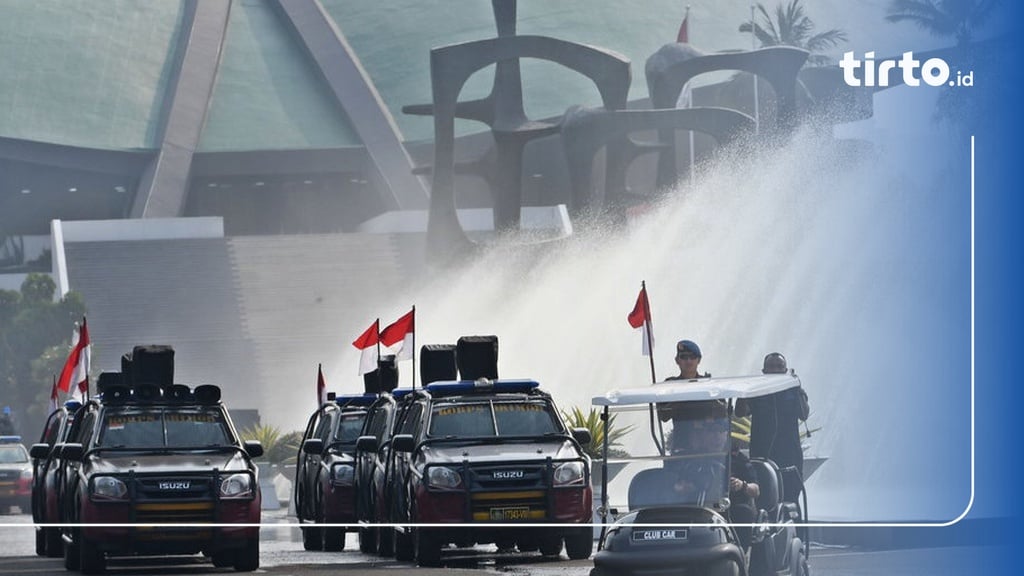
[{"xmin": 590, "ymin": 374, "xmax": 809, "ymax": 576}]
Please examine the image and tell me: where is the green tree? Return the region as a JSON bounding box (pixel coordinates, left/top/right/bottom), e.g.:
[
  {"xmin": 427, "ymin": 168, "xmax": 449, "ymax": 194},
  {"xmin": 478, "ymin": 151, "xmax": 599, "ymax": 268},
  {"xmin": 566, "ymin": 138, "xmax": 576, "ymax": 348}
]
[
  {"xmin": 885, "ymin": 1, "xmax": 1003, "ymax": 130},
  {"xmin": 885, "ymin": 0, "xmax": 1001, "ymax": 46},
  {"xmin": 739, "ymin": 0, "xmax": 848, "ymax": 65},
  {"xmin": 561, "ymin": 406, "xmax": 634, "ymax": 460},
  {"xmin": 237, "ymin": 424, "xmax": 302, "ymax": 466},
  {"xmin": 0, "ymin": 274, "xmax": 86, "ymax": 433}
]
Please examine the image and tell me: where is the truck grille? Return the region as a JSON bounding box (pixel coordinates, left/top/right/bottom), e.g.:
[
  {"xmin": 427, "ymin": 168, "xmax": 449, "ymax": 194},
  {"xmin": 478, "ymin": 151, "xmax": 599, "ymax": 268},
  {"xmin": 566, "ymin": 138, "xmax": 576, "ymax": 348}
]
[
  {"xmin": 465, "ymin": 464, "xmax": 549, "ymax": 521},
  {"xmin": 131, "ymin": 475, "xmax": 217, "ymax": 523}
]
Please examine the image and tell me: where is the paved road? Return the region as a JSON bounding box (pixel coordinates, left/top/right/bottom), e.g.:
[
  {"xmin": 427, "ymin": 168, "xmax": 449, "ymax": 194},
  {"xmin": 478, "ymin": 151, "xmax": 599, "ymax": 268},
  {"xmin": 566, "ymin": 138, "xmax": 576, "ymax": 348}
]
[{"xmin": 0, "ymin": 510, "xmax": 997, "ymax": 575}]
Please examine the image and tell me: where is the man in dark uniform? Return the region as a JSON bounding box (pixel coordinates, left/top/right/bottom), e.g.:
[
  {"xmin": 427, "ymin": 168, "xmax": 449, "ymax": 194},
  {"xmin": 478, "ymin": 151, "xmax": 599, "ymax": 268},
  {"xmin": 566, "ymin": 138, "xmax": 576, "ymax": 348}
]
[
  {"xmin": 738, "ymin": 353, "xmax": 809, "ymax": 501},
  {"xmin": 658, "ymin": 340, "xmax": 718, "ymax": 453}
]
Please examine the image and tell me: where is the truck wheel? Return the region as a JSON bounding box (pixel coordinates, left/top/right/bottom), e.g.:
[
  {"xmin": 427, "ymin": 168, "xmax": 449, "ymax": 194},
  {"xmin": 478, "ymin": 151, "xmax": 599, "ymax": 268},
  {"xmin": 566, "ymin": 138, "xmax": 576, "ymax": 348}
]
[
  {"xmin": 301, "ymin": 526, "xmax": 323, "ymax": 551},
  {"xmin": 233, "ymin": 537, "xmax": 260, "ymax": 572},
  {"xmin": 322, "ymin": 527, "xmax": 345, "ymax": 551},
  {"xmin": 211, "ymin": 551, "xmax": 234, "ymax": 568},
  {"xmin": 45, "ymin": 527, "xmax": 64, "ymax": 558},
  {"xmin": 394, "ymin": 528, "xmax": 414, "ymax": 561},
  {"xmin": 564, "ymin": 529, "xmax": 594, "ymax": 560},
  {"xmin": 378, "ymin": 526, "xmax": 395, "ymax": 557},
  {"xmin": 64, "ymin": 530, "xmax": 80, "ymax": 571},
  {"xmin": 79, "ymin": 538, "xmax": 106, "ymax": 575},
  {"xmin": 414, "ymin": 528, "xmax": 441, "ymax": 568},
  {"xmin": 35, "ymin": 528, "xmax": 46, "ymax": 556},
  {"xmin": 358, "ymin": 527, "xmax": 377, "ymax": 553},
  {"xmin": 539, "ymin": 535, "xmax": 563, "ymax": 557}
]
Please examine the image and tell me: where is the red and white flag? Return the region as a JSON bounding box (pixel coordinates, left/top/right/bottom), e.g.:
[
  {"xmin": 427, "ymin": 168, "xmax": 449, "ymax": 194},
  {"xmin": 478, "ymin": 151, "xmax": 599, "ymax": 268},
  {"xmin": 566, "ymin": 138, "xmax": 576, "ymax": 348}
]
[
  {"xmin": 381, "ymin": 308, "xmax": 415, "ymax": 361},
  {"xmin": 57, "ymin": 317, "xmax": 90, "ymax": 401},
  {"xmin": 627, "ymin": 285, "xmax": 654, "ymax": 356},
  {"xmin": 317, "ymin": 363, "xmax": 327, "ymax": 406},
  {"xmin": 352, "ymin": 319, "xmax": 380, "ymax": 375},
  {"xmin": 676, "ymin": 8, "xmax": 689, "ymax": 43}
]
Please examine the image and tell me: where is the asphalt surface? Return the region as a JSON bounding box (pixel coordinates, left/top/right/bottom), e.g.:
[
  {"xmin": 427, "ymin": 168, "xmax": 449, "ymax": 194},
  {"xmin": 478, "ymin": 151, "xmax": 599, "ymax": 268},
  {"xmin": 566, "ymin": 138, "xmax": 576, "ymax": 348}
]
[{"xmin": 0, "ymin": 508, "xmax": 998, "ymax": 575}]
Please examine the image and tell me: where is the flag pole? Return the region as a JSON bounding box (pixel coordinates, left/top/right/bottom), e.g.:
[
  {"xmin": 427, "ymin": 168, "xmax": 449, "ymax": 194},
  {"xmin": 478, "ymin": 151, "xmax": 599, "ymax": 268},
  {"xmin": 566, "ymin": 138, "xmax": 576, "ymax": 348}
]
[
  {"xmin": 411, "ymin": 305, "xmax": 417, "ymax": 390},
  {"xmin": 374, "ymin": 318, "xmax": 382, "ymax": 393},
  {"xmin": 686, "ymin": 5, "xmax": 695, "ymax": 188},
  {"xmin": 641, "ymin": 281, "xmax": 657, "ymax": 384},
  {"xmin": 750, "ymin": 4, "xmax": 760, "ymax": 135}
]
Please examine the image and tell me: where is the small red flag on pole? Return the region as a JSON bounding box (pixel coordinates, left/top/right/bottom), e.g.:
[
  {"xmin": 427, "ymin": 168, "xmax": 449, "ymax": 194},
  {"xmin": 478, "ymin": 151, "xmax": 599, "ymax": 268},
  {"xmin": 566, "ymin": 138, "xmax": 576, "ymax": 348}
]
[
  {"xmin": 627, "ymin": 282, "xmax": 658, "ymax": 383},
  {"xmin": 352, "ymin": 319, "xmax": 380, "ymax": 375},
  {"xmin": 317, "ymin": 364, "xmax": 327, "ymax": 406},
  {"xmin": 676, "ymin": 6, "xmax": 690, "ymax": 43}
]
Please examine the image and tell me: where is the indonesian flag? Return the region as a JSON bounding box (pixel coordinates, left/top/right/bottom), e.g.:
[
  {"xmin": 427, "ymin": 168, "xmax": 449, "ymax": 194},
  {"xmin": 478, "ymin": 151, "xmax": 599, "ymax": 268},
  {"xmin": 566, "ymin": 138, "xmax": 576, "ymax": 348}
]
[
  {"xmin": 627, "ymin": 285, "xmax": 654, "ymax": 356},
  {"xmin": 381, "ymin": 308, "xmax": 415, "ymax": 361},
  {"xmin": 352, "ymin": 319, "xmax": 380, "ymax": 375},
  {"xmin": 317, "ymin": 363, "xmax": 327, "ymax": 406},
  {"xmin": 57, "ymin": 317, "xmax": 90, "ymax": 401},
  {"xmin": 676, "ymin": 11, "xmax": 689, "ymax": 43}
]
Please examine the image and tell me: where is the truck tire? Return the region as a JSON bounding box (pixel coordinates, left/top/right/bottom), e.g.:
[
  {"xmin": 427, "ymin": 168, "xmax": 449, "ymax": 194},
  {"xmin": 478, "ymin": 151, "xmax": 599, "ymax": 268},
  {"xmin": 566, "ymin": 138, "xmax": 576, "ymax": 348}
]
[
  {"xmin": 539, "ymin": 535, "xmax": 563, "ymax": 557},
  {"xmin": 322, "ymin": 527, "xmax": 345, "ymax": 551},
  {"xmin": 64, "ymin": 531, "xmax": 80, "ymax": 571},
  {"xmin": 414, "ymin": 528, "xmax": 442, "ymax": 568},
  {"xmin": 79, "ymin": 538, "xmax": 106, "ymax": 575},
  {"xmin": 564, "ymin": 529, "xmax": 594, "ymax": 560},
  {"xmin": 301, "ymin": 526, "xmax": 323, "ymax": 551},
  {"xmin": 233, "ymin": 537, "xmax": 260, "ymax": 572},
  {"xmin": 35, "ymin": 527, "xmax": 46, "ymax": 556},
  {"xmin": 45, "ymin": 527, "xmax": 64, "ymax": 558},
  {"xmin": 394, "ymin": 528, "xmax": 414, "ymax": 561},
  {"xmin": 358, "ymin": 527, "xmax": 377, "ymax": 553}
]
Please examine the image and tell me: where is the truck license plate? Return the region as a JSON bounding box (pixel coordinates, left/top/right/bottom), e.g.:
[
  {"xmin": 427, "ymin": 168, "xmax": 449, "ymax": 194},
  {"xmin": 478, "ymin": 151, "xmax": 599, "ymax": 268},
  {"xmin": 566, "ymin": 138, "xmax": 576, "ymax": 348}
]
[{"xmin": 489, "ymin": 506, "xmax": 530, "ymax": 521}]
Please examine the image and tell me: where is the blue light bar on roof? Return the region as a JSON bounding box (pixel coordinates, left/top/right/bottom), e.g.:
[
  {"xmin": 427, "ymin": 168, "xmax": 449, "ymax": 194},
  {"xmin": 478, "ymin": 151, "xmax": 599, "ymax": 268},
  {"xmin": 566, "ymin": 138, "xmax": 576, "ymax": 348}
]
[
  {"xmin": 335, "ymin": 393, "xmax": 377, "ymax": 407},
  {"xmin": 425, "ymin": 379, "xmax": 540, "ymax": 396},
  {"xmin": 0, "ymin": 435, "xmax": 22, "ymax": 444}
]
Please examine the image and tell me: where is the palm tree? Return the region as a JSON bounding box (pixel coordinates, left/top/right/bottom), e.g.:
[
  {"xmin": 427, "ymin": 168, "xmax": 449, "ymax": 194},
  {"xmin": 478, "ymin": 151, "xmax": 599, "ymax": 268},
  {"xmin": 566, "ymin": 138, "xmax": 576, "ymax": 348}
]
[
  {"xmin": 885, "ymin": 0, "xmax": 1001, "ymax": 47},
  {"xmin": 739, "ymin": 0, "xmax": 848, "ymax": 65},
  {"xmin": 561, "ymin": 407, "xmax": 634, "ymax": 460}
]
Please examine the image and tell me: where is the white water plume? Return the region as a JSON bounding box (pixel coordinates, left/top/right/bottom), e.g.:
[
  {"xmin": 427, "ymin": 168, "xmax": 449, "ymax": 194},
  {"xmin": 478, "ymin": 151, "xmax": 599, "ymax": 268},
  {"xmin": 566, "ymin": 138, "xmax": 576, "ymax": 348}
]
[{"xmin": 332, "ymin": 89, "xmax": 970, "ymax": 521}]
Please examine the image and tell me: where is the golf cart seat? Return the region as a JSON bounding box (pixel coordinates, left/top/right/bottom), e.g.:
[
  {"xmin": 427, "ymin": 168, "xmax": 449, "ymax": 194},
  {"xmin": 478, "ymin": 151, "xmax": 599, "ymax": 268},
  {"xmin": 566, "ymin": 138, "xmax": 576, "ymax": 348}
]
[
  {"xmin": 749, "ymin": 458, "xmax": 784, "ymax": 514},
  {"xmin": 628, "ymin": 468, "xmax": 676, "ymax": 510}
]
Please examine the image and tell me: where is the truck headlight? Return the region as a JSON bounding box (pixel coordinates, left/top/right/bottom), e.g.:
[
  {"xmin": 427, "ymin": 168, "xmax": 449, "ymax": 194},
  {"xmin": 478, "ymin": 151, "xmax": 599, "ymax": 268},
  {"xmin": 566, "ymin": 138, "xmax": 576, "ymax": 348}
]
[
  {"xmin": 220, "ymin": 473, "xmax": 253, "ymax": 498},
  {"xmin": 20, "ymin": 468, "xmax": 33, "ymax": 480},
  {"xmin": 91, "ymin": 476, "xmax": 128, "ymax": 500},
  {"xmin": 553, "ymin": 461, "xmax": 585, "ymax": 486},
  {"xmin": 331, "ymin": 463, "xmax": 354, "ymax": 487},
  {"xmin": 426, "ymin": 466, "xmax": 462, "ymax": 489}
]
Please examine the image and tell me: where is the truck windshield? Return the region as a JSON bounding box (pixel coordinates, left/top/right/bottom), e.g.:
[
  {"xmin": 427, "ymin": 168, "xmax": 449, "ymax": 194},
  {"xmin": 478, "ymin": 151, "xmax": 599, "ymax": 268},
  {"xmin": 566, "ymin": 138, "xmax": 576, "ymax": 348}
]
[
  {"xmin": 99, "ymin": 408, "xmax": 231, "ymax": 448},
  {"xmin": 428, "ymin": 400, "xmax": 559, "ymax": 438},
  {"xmin": 333, "ymin": 412, "xmax": 368, "ymax": 444}
]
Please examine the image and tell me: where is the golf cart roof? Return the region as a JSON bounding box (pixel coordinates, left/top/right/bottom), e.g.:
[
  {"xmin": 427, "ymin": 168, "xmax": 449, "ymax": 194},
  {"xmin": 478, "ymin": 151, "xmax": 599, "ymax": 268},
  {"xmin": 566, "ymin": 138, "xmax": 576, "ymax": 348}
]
[{"xmin": 592, "ymin": 373, "xmax": 801, "ymax": 406}]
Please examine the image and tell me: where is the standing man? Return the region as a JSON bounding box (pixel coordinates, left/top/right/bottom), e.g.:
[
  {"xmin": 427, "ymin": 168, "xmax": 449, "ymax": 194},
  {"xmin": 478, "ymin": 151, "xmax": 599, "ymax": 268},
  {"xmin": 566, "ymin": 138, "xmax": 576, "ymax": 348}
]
[
  {"xmin": 666, "ymin": 339, "xmax": 706, "ymax": 381},
  {"xmin": 739, "ymin": 352, "xmax": 810, "ymax": 500}
]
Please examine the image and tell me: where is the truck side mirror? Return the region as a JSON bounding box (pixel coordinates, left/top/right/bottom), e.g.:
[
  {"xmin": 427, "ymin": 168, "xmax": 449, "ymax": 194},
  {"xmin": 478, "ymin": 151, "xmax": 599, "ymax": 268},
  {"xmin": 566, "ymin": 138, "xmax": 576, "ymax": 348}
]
[
  {"xmin": 356, "ymin": 435, "xmax": 378, "ymax": 453},
  {"xmin": 571, "ymin": 428, "xmax": 592, "ymax": 447},
  {"xmin": 30, "ymin": 443, "xmax": 52, "ymax": 459},
  {"xmin": 302, "ymin": 438, "xmax": 324, "ymax": 455},
  {"xmin": 61, "ymin": 443, "xmax": 84, "ymax": 461},
  {"xmin": 391, "ymin": 434, "xmax": 415, "ymax": 453},
  {"xmin": 243, "ymin": 440, "xmax": 264, "ymax": 458}
]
